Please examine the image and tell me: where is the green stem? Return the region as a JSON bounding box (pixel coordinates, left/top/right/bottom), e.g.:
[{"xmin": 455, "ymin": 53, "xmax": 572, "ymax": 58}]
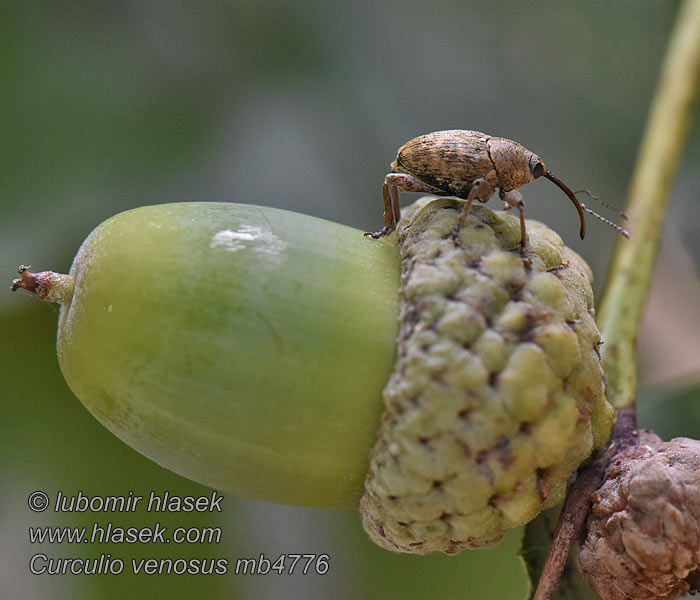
[{"xmin": 597, "ymin": 0, "xmax": 700, "ymax": 410}]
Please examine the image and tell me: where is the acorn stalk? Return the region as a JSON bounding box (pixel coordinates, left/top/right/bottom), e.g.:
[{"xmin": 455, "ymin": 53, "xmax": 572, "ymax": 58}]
[{"xmin": 11, "ymin": 266, "xmax": 75, "ymax": 304}]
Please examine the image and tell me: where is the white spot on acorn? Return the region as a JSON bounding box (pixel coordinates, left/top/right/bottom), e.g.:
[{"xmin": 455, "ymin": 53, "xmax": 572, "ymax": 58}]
[{"xmin": 210, "ymin": 225, "xmax": 287, "ymax": 258}]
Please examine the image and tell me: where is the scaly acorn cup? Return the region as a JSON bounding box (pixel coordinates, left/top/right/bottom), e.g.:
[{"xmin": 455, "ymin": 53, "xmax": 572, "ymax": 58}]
[
  {"xmin": 360, "ymin": 197, "xmax": 613, "ymax": 553},
  {"xmin": 11, "ymin": 198, "xmax": 613, "ymax": 545},
  {"xmin": 578, "ymin": 433, "xmax": 700, "ymax": 600}
]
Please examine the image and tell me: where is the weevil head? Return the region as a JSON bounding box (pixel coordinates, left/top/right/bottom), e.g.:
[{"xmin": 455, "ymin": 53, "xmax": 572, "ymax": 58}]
[
  {"xmin": 529, "ymin": 154, "xmax": 546, "ymax": 180},
  {"xmin": 487, "ymin": 138, "xmax": 538, "ymax": 190},
  {"xmin": 489, "ymin": 137, "xmax": 587, "ymax": 239}
]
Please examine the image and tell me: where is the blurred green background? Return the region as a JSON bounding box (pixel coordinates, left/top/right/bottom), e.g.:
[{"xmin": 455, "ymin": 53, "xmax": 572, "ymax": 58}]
[{"xmin": 2, "ymin": 2, "xmax": 699, "ymax": 599}]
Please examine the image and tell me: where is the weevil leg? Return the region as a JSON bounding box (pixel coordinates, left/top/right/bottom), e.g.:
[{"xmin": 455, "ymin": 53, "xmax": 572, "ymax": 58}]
[
  {"xmin": 364, "ymin": 183, "xmax": 397, "ymax": 238},
  {"xmin": 365, "ymin": 173, "xmax": 444, "ymax": 238},
  {"xmin": 388, "ymin": 181, "xmax": 401, "ymax": 228},
  {"xmin": 501, "ymin": 189, "xmax": 528, "ymax": 252},
  {"xmin": 451, "ymin": 177, "xmax": 493, "ymax": 244}
]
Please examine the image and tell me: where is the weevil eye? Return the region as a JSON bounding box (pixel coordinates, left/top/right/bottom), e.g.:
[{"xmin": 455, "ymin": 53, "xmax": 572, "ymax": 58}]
[{"xmin": 529, "ymin": 155, "xmax": 545, "ymax": 179}]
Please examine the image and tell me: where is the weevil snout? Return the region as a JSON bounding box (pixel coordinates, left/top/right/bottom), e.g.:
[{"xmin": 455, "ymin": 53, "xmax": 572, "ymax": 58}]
[{"xmin": 541, "ymin": 169, "xmax": 587, "ymax": 239}]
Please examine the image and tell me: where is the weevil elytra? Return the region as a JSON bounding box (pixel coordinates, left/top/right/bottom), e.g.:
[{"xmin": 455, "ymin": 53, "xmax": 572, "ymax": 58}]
[{"xmin": 366, "ymin": 130, "xmax": 629, "ymax": 247}]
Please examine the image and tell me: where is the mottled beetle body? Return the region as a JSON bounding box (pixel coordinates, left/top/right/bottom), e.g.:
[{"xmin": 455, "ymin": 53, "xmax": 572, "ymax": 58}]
[
  {"xmin": 367, "ymin": 130, "xmax": 628, "ymax": 248},
  {"xmin": 394, "ymin": 131, "xmax": 533, "ymax": 199},
  {"xmin": 395, "ymin": 130, "xmax": 496, "ymax": 198}
]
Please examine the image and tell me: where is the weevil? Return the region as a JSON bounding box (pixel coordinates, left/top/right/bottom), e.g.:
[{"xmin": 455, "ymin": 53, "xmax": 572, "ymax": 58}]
[{"xmin": 366, "ymin": 130, "xmax": 629, "ymax": 248}]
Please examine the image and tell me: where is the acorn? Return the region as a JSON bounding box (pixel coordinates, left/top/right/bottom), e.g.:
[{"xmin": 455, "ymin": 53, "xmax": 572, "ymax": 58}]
[
  {"xmin": 12, "ymin": 202, "xmax": 400, "ymax": 508},
  {"xmin": 11, "ymin": 197, "xmax": 613, "ymax": 548}
]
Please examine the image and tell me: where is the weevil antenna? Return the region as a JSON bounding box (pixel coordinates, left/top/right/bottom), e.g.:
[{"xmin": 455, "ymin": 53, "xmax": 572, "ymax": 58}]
[
  {"xmin": 543, "ymin": 170, "xmax": 586, "ymax": 240},
  {"xmin": 574, "ymin": 189, "xmax": 629, "ymax": 221},
  {"xmin": 579, "ymin": 203, "xmax": 630, "ymax": 239}
]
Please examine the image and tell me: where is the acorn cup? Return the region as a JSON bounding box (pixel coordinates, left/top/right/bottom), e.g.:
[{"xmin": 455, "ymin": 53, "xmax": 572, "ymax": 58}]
[
  {"xmin": 12, "ymin": 197, "xmax": 613, "ymax": 550},
  {"xmin": 578, "ymin": 433, "xmax": 700, "ymax": 600},
  {"xmin": 360, "ymin": 197, "xmax": 613, "ymax": 553}
]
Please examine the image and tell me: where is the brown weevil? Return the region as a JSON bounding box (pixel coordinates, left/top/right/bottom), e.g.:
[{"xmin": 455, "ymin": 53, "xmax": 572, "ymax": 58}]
[{"xmin": 366, "ymin": 130, "xmax": 629, "ymax": 248}]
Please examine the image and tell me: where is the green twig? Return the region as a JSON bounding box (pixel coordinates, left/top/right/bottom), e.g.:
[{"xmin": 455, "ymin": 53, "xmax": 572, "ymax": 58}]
[
  {"xmin": 597, "ymin": 0, "xmax": 700, "ymax": 411},
  {"xmin": 530, "ymin": 3, "xmax": 700, "ymax": 598}
]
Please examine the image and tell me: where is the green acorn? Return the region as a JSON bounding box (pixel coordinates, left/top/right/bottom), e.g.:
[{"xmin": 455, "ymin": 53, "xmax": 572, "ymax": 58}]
[
  {"xmin": 360, "ymin": 197, "xmax": 613, "ymax": 553},
  {"xmin": 12, "ymin": 202, "xmax": 400, "ymax": 508},
  {"xmin": 12, "ymin": 198, "xmax": 612, "ymax": 550}
]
